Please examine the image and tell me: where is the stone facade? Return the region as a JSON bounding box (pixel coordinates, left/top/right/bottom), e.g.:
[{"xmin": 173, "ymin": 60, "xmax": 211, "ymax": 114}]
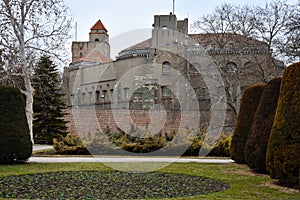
[{"xmin": 63, "ymin": 13, "xmax": 283, "ymax": 136}]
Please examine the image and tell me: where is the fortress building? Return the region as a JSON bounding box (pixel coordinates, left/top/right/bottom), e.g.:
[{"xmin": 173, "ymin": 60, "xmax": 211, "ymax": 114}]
[{"xmin": 63, "ymin": 13, "xmax": 283, "ymax": 135}]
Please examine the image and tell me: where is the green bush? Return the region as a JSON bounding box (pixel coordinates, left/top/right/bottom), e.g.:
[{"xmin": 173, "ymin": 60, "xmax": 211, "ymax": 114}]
[
  {"xmin": 53, "ymin": 127, "xmax": 232, "ymax": 157},
  {"xmin": 266, "ymin": 62, "xmax": 300, "ymax": 187},
  {"xmin": 53, "ymin": 134, "xmax": 89, "ymax": 155},
  {"xmin": 209, "ymin": 133, "xmax": 232, "ymax": 157},
  {"xmin": 244, "ymin": 78, "xmax": 281, "ymax": 173},
  {"xmin": 230, "ymin": 84, "xmax": 266, "ymax": 164},
  {"xmin": 0, "ymin": 86, "xmax": 32, "ymax": 164}
]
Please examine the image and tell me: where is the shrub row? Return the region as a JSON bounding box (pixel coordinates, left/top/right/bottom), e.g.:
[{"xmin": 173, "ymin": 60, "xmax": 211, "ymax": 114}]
[
  {"xmin": 230, "ymin": 84, "xmax": 266, "ymax": 164},
  {"xmin": 53, "ymin": 128, "xmax": 232, "ymax": 157},
  {"xmin": 231, "ymin": 62, "xmax": 300, "ymax": 189}
]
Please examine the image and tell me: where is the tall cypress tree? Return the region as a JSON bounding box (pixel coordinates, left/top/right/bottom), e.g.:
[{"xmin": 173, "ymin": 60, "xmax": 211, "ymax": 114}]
[{"xmin": 33, "ymin": 56, "xmax": 68, "ymax": 144}]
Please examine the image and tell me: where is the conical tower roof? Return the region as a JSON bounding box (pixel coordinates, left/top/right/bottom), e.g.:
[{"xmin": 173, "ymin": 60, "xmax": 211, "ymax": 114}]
[{"xmin": 90, "ymin": 20, "xmax": 108, "ymax": 33}]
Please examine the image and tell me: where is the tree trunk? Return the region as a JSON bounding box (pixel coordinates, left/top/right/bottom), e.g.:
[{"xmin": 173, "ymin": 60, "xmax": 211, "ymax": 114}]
[
  {"xmin": 24, "ymin": 77, "xmax": 34, "ymax": 144},
  {"xmin": 20, "ymin": 75, "xmax": 34, "ymax": 144},
  {"xmin": 19, "ymin": 0, "xmax": 34, "ymax": 143}
]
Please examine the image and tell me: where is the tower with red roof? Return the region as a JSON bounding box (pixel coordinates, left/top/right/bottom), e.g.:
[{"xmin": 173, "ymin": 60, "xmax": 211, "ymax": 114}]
[{"xmin": 71, "ymin": 20, "xmax": 111, "ymax": 64}]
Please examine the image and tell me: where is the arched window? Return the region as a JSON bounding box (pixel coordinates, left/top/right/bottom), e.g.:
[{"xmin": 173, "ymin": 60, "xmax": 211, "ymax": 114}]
[
  {"xmin": 95, "ymin": 38, "xmax": 100, "ymax": 42},
  {"xmin": 162, "ymin": 61, "xmax": 170, "ymax": 74},
  {"xmin": 225, "ymin": 62, "xmax": 237, "ymax": 73},
  {"xmin": 244, "ymin": 62, "xmax": 252, "ymax": 69},
  {"xmin": 79, "ymin": 52, "xmax": 83, "ymax": 58}
]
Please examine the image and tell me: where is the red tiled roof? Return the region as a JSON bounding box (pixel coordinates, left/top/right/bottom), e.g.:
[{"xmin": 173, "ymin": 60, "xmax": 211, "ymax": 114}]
[
  {"xmin": 90, "ymin": 20, "xmax": 108, "ymax": 32},
  {"xmin": 189, "ymin": 33, "xmax": 267, "ymax": 47}
]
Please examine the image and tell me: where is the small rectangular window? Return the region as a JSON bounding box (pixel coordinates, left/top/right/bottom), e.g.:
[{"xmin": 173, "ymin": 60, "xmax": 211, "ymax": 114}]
[
  {"xmin": 95, "ymin": 91, "xmax": 100, "ymax": 101},
  {"xmin": 161, "ymin": 86, "xmax": 171, "ymax": 98}
]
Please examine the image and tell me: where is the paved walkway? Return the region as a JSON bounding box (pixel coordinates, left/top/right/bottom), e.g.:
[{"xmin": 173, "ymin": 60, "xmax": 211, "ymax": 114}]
[
  {"xmin": 28, "ymin": 157, "xmax": 234, "ymax": 163},
  {"xmin": 31, "ymin": 144, "xmax": 234, "ymax": 164},
  {"xmin": 32, "ymin": 145, "xmax": 54, "ymax": 151}
]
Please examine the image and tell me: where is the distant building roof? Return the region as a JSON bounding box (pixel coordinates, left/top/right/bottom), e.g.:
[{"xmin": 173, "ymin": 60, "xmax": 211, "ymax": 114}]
[
  {"xmin": 189, "ymin": 33, "xmax": 268, "ymax": 47},
  {"xmin": 90, "ymin": 20, "xmax": 108, "ymax": 33},
  {"xmin": 122, "ymin": 38, "xmax": 152, "ymax": 52},
  {"xmin": 120, "ymin": 33, "xmax": 268, "ymax": 54},
  {"xmin": 78, "ymin": 49, "xmax": 112, "ymax": 64}
]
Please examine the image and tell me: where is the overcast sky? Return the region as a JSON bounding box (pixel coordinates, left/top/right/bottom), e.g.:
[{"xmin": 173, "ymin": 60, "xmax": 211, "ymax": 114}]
[{"xmin": 64, "ymin": 0, "xmax": 298, "ymax": 58}]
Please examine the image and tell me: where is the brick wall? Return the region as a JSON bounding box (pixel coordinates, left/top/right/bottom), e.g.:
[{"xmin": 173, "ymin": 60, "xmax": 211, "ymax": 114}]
[{"xmin": 65, "ymin": 107, "xmax": 235, "ymax": 137}]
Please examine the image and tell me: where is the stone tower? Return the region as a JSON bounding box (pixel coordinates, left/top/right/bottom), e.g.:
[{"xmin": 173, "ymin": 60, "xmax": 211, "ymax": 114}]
[
  {"xmin": 151, "ymin": 13, "xmax": 188, "ymax": 55},
  {"xmin": 71, "ymin": 20, "xmax": 111, "ymax": 63}
]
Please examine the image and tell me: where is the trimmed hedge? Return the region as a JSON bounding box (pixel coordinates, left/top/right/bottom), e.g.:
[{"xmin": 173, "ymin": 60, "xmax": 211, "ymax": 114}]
[
  {"xmin": 244, "ymin": 78, "xmax": 281, "ymax": 173},
  {"xmin": 230, "ymin": 84, "xmax": 266, "ymax": 164},
  {"xmin": 0, "ymin": 86, "xmax": 32, "ymax": 164},
  {"xmin": 266, "ymin": 62, "xmax": 300, "ymax": 186},
  {"xmin": 54, "ymin": 130, "xmax": 232, "ymax": 157}
]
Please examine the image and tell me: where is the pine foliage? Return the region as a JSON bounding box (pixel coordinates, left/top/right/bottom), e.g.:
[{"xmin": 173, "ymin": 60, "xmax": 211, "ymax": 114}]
[{"xmin": 33, "ymin": 56, "xmax": 68, "ymax": 144}]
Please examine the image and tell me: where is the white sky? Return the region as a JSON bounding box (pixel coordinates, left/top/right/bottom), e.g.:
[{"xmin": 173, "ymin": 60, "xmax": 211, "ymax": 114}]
[{"xmin": 64, "ymin": 0, "xmax": 298, "ymax": 59}]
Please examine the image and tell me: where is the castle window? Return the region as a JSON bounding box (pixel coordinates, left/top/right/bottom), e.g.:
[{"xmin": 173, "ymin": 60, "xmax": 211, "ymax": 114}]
[
  {"xmin": 161, "ymin": 86, "xmax": 171, "ymax": 98},
  {"xmin": 95, "ymin": 91, "xmax": 100, "ymax": 101},
  {"xmin": 95, "ymin": 38, "xmax": 100, "ymax": 42},
  {"xmin": 102, "ymin": 90, "xmax": 107, "ymax": 100},
  {"xmin": 162, "ymin": 25, "xmax": 168, "ymax": 30},
  {"xmin": 79, "ymin": 52, "xmax": 83, "ymax": 58},
  {"xmin": 162, "ymin": 61, "xmax": 170, "ymax": 74},
  {"xmin": 225, "ymin": 62, "xmax": 237, "ymax": 73}
]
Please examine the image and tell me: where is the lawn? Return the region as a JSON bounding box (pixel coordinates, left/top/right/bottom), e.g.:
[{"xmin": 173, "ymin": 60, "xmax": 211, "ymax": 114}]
[{"xmin": 0, "ymin": 162, "xmax": 298, "ymax": 199}]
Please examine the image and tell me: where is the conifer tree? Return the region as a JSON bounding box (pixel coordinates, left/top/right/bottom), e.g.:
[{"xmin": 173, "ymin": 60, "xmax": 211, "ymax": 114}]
[{"xmin": 33, "ymin": 56, "xmax": 68, "ymax": 144}]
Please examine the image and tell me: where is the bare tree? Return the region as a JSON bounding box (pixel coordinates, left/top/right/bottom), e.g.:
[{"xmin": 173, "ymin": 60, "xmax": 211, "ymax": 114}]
[
  {"xmin": 282, "ymin": 0, "xmax": 300, "ymax": 61},
  {"xmin": 0, "ymin": 0, "xmax": 71, "ymax": 143},
  {"xmin": 254, "ymin": 0, "xmax": 290, "ymax": 58},
  {"xmin": 191, "ymin": 2, "xmax": 286, "ymax": 124}
]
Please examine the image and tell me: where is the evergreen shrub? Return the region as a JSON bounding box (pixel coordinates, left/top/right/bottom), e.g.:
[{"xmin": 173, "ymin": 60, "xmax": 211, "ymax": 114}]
[
  {"xmin": 244, "ymin": 77, "xmax": 281, "ymax": 173},
  {"xmin": 230, "ymin": 84, "xmax": 266, "ymax": 163},
  {"xmin": 0, "ymin": 86, "xmax": 32, "ymax": 164},
  {"xmin": 266, "ymin": 62, "xmax": 300, "ymax": 188}
]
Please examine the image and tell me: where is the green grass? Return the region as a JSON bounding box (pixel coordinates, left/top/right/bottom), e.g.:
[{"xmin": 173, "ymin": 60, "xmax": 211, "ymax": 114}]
[{"xmin": 0, "ymin": 162, "xmax": 298, "ymax": 199}]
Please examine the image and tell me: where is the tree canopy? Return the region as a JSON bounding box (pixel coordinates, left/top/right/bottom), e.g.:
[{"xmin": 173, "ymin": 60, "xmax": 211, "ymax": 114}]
[{"xmin": 0, "ymin": 0, "xmax": 71, "ymax": 143}]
